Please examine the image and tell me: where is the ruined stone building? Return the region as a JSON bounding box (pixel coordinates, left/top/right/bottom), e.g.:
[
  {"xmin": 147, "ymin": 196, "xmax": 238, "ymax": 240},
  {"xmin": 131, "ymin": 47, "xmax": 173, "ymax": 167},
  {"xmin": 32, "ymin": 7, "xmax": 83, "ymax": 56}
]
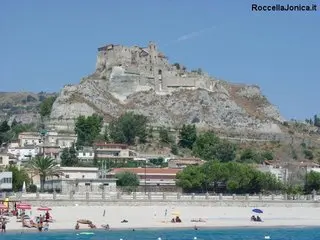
[{"xmin": 95, "ymin": 41, "xmax": 226, "ymax": 99}]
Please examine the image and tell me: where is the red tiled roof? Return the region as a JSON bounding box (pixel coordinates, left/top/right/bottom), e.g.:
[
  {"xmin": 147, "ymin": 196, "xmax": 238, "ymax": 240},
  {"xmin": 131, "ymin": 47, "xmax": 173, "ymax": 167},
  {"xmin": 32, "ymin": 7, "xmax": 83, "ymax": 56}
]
[{"xmin": 109, "ymin": 168, "xmax": 181, "ymax": 175}]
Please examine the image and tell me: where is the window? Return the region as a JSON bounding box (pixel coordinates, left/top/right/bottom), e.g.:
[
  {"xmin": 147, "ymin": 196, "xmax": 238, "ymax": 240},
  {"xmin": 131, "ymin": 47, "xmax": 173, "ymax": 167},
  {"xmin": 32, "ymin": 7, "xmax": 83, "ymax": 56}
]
[
  {"xmin": 65, "ymin": 175, "xmax": 69, "ymax": 179},
  {"xmin": 85, "ymin": 183, "xmax": 91, "ymax": 186},
  {"xmin": 82, "ymin": 175, "xmax": 85, "ymax": 178},
  {"xmin": 0, "ymin": 157, "xmax": 3, "ymax": 164}
]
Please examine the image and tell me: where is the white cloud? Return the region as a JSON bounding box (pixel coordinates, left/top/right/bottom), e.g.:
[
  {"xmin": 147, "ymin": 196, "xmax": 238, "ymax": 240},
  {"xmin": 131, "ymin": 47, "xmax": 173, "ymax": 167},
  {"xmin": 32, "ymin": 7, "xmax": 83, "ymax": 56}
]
[{"xmin": 174, "ymin": 26, "xmax": 216, "ymax": 42}]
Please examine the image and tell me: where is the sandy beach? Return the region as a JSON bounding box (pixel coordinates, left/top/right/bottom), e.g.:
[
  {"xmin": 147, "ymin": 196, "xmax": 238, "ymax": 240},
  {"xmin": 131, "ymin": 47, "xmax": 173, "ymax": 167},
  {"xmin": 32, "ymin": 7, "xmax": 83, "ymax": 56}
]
[{"xmin": 3, "ymin": 205, "xmax": 320, "ymax": 232}]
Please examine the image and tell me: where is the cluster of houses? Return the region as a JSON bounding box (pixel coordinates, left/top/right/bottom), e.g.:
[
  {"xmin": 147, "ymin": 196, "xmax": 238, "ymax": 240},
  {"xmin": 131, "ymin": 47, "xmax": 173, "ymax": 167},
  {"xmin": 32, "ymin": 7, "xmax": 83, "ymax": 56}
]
[{"xmin": 1, "ymin": 130, "xmax": 320, "ymax": 193}]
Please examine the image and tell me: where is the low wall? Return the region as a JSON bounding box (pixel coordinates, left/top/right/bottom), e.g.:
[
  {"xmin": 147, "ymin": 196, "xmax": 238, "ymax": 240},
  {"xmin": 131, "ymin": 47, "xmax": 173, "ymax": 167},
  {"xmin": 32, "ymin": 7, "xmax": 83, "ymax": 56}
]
[{"xmin": 3, "ymin": 192, "xmax": 320, "ymax": 207}]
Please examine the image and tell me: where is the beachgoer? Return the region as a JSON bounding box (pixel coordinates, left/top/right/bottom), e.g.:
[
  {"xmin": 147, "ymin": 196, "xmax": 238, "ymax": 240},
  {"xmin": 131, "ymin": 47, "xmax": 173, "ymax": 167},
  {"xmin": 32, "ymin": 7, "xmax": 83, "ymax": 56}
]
[
  {"xmin": 75, "ymin": 223, "xmax": 80, "ymax": 230},
  {"xmin": 1, "ymin": 221, "xmax": 5, "ymax": 233},
  {"xmin": 45, "ymin": 211, "xmax": 50, "ymax": 222},
  {"xmin": 44, "ymin": 223, "xmax": 49, "ymax": 231}
]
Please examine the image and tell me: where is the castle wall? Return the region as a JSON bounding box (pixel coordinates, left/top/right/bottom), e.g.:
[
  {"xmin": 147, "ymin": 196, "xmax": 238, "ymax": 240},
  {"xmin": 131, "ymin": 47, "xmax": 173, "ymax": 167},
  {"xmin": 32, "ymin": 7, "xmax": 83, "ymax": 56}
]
[{"xmin": 96, "ymin": 42, "xmax": 217, "ymax": 95}]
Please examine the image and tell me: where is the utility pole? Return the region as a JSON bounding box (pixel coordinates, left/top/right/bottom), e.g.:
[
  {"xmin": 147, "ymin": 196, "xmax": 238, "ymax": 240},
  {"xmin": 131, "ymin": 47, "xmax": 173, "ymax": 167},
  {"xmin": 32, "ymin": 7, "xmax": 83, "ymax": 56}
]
[{"xmin": 144, "ymin": 159, "xmax": 147, "ymax": 194}]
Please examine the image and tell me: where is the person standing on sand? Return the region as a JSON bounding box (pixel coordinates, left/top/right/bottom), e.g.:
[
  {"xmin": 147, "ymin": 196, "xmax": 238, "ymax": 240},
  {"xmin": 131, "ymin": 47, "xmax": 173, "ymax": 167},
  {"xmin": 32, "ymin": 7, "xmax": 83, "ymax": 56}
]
[{"xmin": 1, "ymin": 221, "xmax": 6, "ymax": 233}]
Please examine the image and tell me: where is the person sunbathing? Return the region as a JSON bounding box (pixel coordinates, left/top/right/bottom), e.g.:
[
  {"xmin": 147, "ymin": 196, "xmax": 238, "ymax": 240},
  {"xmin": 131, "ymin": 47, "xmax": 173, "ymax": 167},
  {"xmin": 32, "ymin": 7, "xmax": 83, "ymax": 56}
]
[
  {"xmin": 75, "ymin": 223, "xmax": 80, "ymax": 230},
  {"xmin": 191, "ymin": 218, "xmax": 206, "ymax": 222},
  {"xmin": 22, "ymin": 220, "xmax": 33, "ymax": 228},
  {"xmin": 101, "ymin": 224, "xmax": 110, "ymax": 230},
  {"xmin": 89, "ymin": 223, "xmax": 96, "ymax": 229},
  {"xmin": 251, "ymin": 215, "xmax": 257, "ymax": 221}
]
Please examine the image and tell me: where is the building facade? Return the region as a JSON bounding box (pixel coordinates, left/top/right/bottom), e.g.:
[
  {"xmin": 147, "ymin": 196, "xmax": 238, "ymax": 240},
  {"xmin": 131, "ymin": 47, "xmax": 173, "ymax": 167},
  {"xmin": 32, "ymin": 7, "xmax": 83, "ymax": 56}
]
[
  {"xmin": 106, "ymin": 167, "xmax": 181, "ymax": 186},
  {"xmin": 0, "ymin": 153, "xmax": 10, "ymax": 167},
  {"xmin": 43, "ymin": 167, "xmax": 117, "ymax": 194},
  {"xmin": 168, "ymin": 157, "xmax": 205, "ymax": 169},
  {"xmin": 94, "ymin": 142, "xmax": 137, "ymax": 162},
  {"xmin": 0, "ymin": 171, "xmax": 13, "ymax": 191}
]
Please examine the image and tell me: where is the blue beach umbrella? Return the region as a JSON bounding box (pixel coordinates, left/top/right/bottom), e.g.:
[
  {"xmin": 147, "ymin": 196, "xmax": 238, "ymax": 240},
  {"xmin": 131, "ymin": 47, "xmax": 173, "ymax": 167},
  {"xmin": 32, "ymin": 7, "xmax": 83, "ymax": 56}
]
[{"xmin": 252, "ymin": 208, "xmax": 263, "ymax": 214}]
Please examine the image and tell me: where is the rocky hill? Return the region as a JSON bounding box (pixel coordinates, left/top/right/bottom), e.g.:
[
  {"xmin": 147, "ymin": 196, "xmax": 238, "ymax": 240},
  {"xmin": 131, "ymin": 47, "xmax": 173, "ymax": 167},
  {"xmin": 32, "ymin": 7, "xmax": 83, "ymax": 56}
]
[
  {"xmin": 50, "ymin": 41, "xmax": 285, "ymax": 134},
  {"xmin": 0, "ymin": 92, "xmax": 56, "ymax": 124}
]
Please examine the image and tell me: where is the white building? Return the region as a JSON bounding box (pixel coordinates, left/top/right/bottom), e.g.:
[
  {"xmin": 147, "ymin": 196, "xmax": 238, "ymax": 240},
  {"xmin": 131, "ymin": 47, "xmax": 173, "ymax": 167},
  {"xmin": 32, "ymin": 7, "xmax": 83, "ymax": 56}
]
[
  {"xmin": 18, "ymin": 132, "xmax": 41, "ymax": 146},
  {"xmin": 0, "ymin": 171, "xmax": 13, "ymax": 191},
  {"xmin": 45, "ymin": 131, "xmax": 77, "ymax": 148},
  {"xmin": 59, "ymin": 167, "xmax": 99, "ymax": 179},
  {"xmin": 7, "ymin": 145, "xmax": 39, "ymax": 162},
  {"xmin": 0, "ymin": 153, "xmax": 10, "ymax": 167},
  {"xmin": 93, "ymin": 142, "xmax": 137, "ymax": 162},
  {"xmin": 256, "ymin": 165, "xmax": 288, "ymax": 182},
  {"xmin": 77, "ymin": 147, "xmax": 95, "ymax": 162},
  {"xmin": 43, "ymin": 167, "xmax": 117, "ymax": 194},
  {"xmin": 18, "ymin": 131, "xmax": 77, "ymax": 149}
]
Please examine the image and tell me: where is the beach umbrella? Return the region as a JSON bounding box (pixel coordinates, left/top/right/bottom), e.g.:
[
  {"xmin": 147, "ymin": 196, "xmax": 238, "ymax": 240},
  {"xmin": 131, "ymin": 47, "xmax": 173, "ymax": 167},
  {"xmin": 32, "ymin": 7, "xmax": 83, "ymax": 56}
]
[
  {"xmin": 0, "ymin": 204, "xmax": 8, "ymax": 210},
  {"xmin": 252, "ymin": 208, "xmax": 263, "ymax": 214},
  {"xmin": 3, "ymin": 198, "xmax": 9, "ymax": 208},
  {"xmin": 22, "ymin": 181, "xmax": 26, "ymax": 193},
  {"xmin": 17, "ymin": 204, "xmax": 32, "ymax": 210},
  {"xmin": 37, "ymin": 206, "xmax": 52, "ymax": 211}
]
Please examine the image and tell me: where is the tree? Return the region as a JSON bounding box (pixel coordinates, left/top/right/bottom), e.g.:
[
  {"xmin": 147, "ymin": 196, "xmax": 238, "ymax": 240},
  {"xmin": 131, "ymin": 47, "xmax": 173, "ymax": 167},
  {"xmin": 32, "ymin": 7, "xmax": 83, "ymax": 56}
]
[
  {"xmin": 0, "ymin": 120, "xmax": 10, "ymax": 132},
  {"xmin": 171, "ymin": 143, "xmax": 179, "ymax": 155},
  {"xmin": 159, "ymin": 127, "xmax": 172, "ymax": 145},
  {"xmin": 108, "ymin": 112, "xmax": 148, "ymax": 145},
  {"xmin": 75, "ymin": 114, "xmax": 103, "ymax": 147},
  {"xmin": 115, "ymin": 171, "xmax": 140, "ymax": 192},
  {"xmin": 0, "ymin": 120, "xmax": 11, "ymax": 145},
  {"xmin": 192, "ymin": 132, "xmax": 236, "ymax": 162},
  {"xmin": 176, "ymin": 161, "xmax": 283, "ymax": 194},
  {"xmin": 60, "ymin": 144, "xmax": 79, "ymax": 166},
  {"xmin": 39, "ymin": 96, "xmax": 57, "ymax": 117},
  {"xmin": 261, "ymin": 151, "xmax": 274, "ymax": 161},
  {"xmin": 305, "ymin": 171, "xmax": 320, "ymax": 193},
  {"xmin": 28, "ymin": 156, "xmax": 61, "ymax": 191},
  {"xmin": 178, "ymin": 124, "xmax": 197, "ymax": 149},
  {"xmin": 239, "ymin": 148, "xmax": 263, "ymax": 164},
  {"xmin": 176, "ymin": 166, "xmax": 206, "ymax": 193},
  {"xmin": 5, "ymin": 165, "xmax": 30, "ymax": 192},
  {"xmin": 303, "ymin": 149, "xmax": 314, "ymax": 160},
  {"xmin": 314, "ymin": 114, "xmax": 320, "ymax": 127}
]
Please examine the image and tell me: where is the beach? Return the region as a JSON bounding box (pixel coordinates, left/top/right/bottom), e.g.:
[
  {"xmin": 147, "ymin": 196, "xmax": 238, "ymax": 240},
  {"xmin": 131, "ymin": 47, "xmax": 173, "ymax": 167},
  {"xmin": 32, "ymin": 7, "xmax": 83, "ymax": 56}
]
[{"xmin": 4, "ymin": 205, "xmax": 320, "ymax": 231}]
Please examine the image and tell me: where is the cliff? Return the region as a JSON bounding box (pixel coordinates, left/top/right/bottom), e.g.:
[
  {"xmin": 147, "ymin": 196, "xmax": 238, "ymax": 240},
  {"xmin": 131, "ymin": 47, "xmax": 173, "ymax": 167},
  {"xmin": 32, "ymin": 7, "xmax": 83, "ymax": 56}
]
[{"xmin": 50, "ymin": 41, "xmax": 284, "ymax": 134}]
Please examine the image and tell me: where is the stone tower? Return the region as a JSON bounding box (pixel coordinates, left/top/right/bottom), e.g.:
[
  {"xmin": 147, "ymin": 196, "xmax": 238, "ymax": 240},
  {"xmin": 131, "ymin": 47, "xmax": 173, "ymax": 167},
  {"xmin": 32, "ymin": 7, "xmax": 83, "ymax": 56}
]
[{"xmin": 148, "ymin": 41, "xmax": 163, "ymax": 91}]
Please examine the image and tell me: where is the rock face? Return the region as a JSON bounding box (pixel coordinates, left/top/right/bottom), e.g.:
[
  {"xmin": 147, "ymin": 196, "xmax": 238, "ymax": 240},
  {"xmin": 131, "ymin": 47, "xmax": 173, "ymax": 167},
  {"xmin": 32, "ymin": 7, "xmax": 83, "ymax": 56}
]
[
  {"xmin": 0, "ymin": 92, "xmax": 56, "ymax": 124},
  {"xmin": 50, "ymin": 41, "xmax": 284, "ymax": 133}
]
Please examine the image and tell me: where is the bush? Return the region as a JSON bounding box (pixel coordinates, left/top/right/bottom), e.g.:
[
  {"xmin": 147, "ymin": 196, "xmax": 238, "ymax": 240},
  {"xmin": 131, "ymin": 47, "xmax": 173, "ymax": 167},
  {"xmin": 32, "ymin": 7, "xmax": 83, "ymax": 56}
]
[{"xmin": 27, "ymin": 184, "xmax": 37, "ymax": 193}]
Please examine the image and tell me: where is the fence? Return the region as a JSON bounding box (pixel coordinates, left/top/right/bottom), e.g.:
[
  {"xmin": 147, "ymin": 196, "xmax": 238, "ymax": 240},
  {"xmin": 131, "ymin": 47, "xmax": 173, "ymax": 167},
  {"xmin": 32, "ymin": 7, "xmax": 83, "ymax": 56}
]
[{"xmin": 3, "ymin": 192, "xmax": 318, "ymax": 202}]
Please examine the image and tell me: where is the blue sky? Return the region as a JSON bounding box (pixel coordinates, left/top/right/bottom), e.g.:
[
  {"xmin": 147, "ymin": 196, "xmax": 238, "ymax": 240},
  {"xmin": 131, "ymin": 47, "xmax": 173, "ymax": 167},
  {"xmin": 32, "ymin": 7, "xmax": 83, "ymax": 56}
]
[{"xmin": 0, "ymin": 0, "xmax": 319, "ymax": 120}]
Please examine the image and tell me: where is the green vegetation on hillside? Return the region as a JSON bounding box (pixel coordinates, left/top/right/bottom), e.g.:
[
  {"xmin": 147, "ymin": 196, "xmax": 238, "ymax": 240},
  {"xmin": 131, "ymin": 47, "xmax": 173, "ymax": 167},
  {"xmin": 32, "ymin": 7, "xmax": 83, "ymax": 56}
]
[
  {"xmin": 74, "ymin": 114, "xmax": 103, "ymax": 147},
  {"xmin": 39, "ymin": 96, "xmax": 57, "ymax": 117},
  {"xmin": 0, "ymin": 120, "xmax": 36, "ymax": 145}
]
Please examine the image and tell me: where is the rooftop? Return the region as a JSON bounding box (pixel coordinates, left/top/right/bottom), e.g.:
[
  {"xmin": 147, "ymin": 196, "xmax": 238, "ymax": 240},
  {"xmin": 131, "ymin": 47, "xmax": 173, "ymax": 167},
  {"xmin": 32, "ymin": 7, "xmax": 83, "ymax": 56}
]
[
  {"xmin": 108, "ymin": 168, "xmax": 181, "ymax": 175},
  {"xmin": 59, "ymin": 167, "xmax": 99, "ymax": 172}
]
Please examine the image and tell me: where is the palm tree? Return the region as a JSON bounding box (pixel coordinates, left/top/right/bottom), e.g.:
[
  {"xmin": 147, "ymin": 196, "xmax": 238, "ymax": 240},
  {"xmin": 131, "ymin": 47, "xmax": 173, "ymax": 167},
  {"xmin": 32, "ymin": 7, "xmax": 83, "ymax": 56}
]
[{"xmin": 28, "ymin": 156, "xmax": 61, "ymax": 192}]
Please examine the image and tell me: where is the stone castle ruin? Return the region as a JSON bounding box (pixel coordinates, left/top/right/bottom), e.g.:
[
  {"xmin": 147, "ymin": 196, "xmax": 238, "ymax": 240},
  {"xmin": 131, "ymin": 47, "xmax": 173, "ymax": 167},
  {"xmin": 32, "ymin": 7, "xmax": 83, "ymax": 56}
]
[{"xmin": 95, "ymin": 41, "xmax": 228, "ymax": 100}]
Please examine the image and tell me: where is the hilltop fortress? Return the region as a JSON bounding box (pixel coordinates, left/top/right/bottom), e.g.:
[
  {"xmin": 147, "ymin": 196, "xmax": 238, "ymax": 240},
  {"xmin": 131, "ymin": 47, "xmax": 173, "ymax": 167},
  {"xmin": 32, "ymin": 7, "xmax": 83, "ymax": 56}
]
[
  {"xmin": 94, "ymin": 41, "xmax": 228, "ymax": 100},
  {"xmin": 50, "ymin": 41, "xmax": 284, "ymax": 134}
]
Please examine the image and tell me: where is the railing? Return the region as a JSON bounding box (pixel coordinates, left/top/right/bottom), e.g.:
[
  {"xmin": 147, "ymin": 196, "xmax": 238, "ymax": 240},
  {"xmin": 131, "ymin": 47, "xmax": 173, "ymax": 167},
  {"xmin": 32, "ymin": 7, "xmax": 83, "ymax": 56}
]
[{"xmin": 4, "ymin": 192, "xmax": 318, "ymax": 203}]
